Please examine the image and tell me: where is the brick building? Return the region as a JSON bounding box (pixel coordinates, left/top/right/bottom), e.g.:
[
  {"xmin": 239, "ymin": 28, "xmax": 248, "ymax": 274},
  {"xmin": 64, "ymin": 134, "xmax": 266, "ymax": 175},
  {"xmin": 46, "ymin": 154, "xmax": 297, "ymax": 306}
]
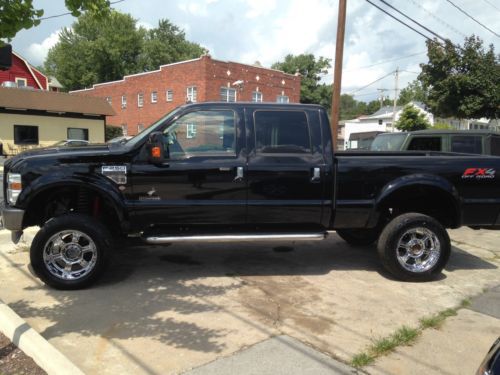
[{"xmin": 71, "ymin": 55, "xmax": 301, "ymax": 136}]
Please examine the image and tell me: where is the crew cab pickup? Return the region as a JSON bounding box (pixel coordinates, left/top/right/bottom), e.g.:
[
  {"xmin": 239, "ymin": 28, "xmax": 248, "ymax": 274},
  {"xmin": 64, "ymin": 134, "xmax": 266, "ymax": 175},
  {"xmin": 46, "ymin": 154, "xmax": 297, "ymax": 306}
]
[{"xmin": 2, "ymin": 102, "xmax": 500, "ymax": 289}]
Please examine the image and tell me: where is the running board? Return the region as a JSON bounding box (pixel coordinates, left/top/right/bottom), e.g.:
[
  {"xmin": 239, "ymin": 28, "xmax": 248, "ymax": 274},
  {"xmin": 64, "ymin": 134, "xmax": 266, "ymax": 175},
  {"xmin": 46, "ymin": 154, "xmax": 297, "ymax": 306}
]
[{"xmin": 144, "ymin": 232, "xmax": 328, "ymax": 244}]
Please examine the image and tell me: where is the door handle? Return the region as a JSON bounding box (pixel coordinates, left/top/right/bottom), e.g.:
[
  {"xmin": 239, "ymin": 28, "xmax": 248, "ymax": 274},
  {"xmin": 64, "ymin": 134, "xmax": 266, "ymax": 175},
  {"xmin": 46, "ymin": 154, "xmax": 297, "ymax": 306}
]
[
  {"xmin": 311, "ymin": 167, "xmax": 321, "ymax": 182},
  {"xmin": 233, "ymin": 166, "xmax": 244, "ymax": 182}
]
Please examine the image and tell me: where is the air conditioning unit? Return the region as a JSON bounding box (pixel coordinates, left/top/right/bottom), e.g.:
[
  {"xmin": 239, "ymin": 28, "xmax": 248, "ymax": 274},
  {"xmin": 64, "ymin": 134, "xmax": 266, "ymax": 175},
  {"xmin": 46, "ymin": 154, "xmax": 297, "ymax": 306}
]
[{"xmin": 1, "ymin": 81, "xmax": 17, "ymax": 88}]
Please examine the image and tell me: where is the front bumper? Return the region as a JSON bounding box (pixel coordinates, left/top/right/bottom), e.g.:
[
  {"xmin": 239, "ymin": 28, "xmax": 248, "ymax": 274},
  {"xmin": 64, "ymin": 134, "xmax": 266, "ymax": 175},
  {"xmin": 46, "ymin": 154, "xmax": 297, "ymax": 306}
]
[{"xmin": 1, "ymin": 202, "xmax": 25, "ymax": 231}]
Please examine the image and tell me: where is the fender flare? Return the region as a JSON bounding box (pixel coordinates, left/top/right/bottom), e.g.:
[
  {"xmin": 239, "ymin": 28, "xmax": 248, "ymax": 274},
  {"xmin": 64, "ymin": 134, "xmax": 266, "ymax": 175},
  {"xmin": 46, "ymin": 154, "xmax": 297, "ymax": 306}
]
[
  {"xmin": 19, "ymin": 174, "xmax": 128, "ymax": 227},
  {"xmin": 369, "ymin": 173, "xmax": 461, "ymax": 227}
]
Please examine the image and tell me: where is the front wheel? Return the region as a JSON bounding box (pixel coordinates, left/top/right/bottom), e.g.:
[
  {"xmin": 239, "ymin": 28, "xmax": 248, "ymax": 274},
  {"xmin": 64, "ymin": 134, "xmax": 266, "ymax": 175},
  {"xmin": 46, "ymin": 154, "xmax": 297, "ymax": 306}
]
[
  {"xmin": 377, "ymin": 213, "xmax": 450, "ymax": 281},
  {"xmin": 30, "ymin": 214, "xmax": 112, "ymax": 290}
]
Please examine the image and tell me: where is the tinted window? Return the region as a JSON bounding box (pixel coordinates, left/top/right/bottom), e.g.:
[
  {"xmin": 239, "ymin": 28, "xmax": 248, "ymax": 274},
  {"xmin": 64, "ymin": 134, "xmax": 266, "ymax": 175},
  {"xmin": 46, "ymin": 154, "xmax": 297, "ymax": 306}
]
[
  {"xmin": 491, "ymin": 135, "xmax": 500, "ymax": 156},
  {"xmin": 254, "ymin": 110, "xmax": 311, "ymax": 153},
  {"xmin": 407, "ymin": 137, "xmax": 441, "ymax": 151},
  {"xmin": 14, "ymin": 125, "xmax": 38, "ymax": 145},
  {"xmin": 164, "ymin": 110, "xmax": 236, "ymax": 158},
  {"xmin": 451, "ymin": 136, "xmax": 482, "ymax": 154}
]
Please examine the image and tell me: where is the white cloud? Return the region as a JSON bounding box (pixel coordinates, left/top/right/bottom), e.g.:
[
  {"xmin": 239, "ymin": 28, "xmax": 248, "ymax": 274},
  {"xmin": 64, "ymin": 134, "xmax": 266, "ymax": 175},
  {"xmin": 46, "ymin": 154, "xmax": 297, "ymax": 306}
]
[
  {"xmin": 245, "ymin": 0, "xmax": 277, "ymax": 19},
  {"xmin": 24, "ymin": 29, "xmax": 62, "ymax": 66}
]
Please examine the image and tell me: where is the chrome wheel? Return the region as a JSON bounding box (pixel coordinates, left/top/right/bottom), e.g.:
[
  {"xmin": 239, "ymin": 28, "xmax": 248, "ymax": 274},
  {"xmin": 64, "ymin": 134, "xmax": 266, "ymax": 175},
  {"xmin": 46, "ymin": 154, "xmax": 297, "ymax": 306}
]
[
  {"xmin": 396, "ymin": 227, "xmax": 441, "ymax": 273},
  {"xmin": 42, "ymin": 230, "xmax": 98, "ymax": 280}
]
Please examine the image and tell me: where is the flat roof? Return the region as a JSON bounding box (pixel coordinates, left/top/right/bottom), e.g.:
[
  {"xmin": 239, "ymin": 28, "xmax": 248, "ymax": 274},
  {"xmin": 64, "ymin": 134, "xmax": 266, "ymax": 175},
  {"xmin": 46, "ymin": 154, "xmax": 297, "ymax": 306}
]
[{"xmin": 0, "ymin": 87, "xmax": 115, "ymax": 116}]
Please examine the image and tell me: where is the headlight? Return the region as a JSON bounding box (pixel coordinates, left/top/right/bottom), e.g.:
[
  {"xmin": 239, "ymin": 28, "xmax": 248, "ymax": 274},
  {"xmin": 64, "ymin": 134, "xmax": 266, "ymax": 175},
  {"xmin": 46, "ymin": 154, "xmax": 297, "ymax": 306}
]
[{"xmin": 7, "ymin": 173, "xmax": 22, "ymax": 205}]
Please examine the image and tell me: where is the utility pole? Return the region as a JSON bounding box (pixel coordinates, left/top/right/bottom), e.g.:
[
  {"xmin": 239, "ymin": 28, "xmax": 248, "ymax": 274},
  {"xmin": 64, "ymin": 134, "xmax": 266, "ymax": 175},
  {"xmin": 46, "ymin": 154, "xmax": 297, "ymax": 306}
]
[
  {"xmin": 331, "ymin": 0, "xmax": 347, "ymax": 151},
  {"xmin": 391, "ymin": 67, "xmax": 399, "ymax": 132}
]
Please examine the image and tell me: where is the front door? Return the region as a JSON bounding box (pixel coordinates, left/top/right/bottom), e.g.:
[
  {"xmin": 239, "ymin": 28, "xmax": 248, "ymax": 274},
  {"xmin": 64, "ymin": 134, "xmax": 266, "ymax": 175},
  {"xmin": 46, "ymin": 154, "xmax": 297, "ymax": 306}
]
[
  {"xmin": 131, "ymin": 107, "xmax": 247, "ymax": 227},
  {"xmin": 245, "ymin": 108, "xmax": 326, "ymax": 227}
]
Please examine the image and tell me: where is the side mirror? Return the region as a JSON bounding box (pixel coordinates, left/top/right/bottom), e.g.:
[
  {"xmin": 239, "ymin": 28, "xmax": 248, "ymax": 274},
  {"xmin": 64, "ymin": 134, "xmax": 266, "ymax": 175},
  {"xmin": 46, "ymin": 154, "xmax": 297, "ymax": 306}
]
[{"xmin": 147, "ymin": 131, "xmax": 165, "ymax": 164}]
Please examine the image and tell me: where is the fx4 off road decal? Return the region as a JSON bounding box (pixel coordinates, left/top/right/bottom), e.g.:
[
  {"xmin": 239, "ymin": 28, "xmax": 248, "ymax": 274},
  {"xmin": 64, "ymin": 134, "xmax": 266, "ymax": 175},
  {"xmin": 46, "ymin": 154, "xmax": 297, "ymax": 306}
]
[{"xmin": 461, "ymin": 168, "xmax": 496, "ymax": 179}]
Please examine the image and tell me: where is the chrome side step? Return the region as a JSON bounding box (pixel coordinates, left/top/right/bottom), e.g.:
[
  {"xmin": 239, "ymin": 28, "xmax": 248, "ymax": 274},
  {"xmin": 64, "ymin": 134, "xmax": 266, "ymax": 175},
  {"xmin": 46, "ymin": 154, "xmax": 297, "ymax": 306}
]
[{"xmin": 144, "ymin": 232, "xmax": 328, "ymax": 244}]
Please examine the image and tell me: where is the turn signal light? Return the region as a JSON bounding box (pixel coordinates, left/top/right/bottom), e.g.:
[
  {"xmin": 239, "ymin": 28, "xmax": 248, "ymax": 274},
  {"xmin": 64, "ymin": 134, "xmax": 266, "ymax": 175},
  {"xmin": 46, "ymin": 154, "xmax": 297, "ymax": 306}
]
[{"xmin": 151, "ymin": 146, "xmax": 161, "ymax": 158}]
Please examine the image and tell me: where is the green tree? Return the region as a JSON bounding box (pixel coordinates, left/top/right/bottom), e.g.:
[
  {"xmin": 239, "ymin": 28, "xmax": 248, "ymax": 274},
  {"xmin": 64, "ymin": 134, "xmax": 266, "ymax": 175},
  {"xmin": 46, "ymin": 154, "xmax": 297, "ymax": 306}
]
[
  {"xmin": 139, "ymin": 19, "xmax": 206, "ymax": 71},
  {"xmin": 419, "ymin": 35, "xmax": 499, "ymax": 119},
  {"xmin": 105, "ymin": 124, "xmax": 122, "ymax": 141},
  {"xmin": 395, "ymin": 104, "xmax": 431, "ymax": 131},
  {"xmin": 271, "ymin": 54, "xmax": 332, "ymax": 109},
  {"xmin": 0, "ymin": 0, "xmax": 111, "ymax": 44},
  {"xmin": 431, "ymin": 122, "xmax": 453, "ymax": 130},
  {"xmin": 44, "ymin": 11, "xmax": 144, "ymax": 91},
  {"xmin": 398, "ymin": 79, "xmax": 427, "ymax": 105},
  {"xmin": 44, "ymin": 11, "xmax": 206, "ymax": 91}
]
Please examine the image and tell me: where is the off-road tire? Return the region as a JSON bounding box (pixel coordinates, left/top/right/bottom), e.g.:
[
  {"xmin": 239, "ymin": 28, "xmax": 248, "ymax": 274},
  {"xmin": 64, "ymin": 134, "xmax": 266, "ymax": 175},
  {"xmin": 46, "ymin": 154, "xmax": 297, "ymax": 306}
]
[
  {"xmin": 377, "ymin": 213, "xmax": 450, "ymax": 281},
  {"xmin": 30, "ymin": 214, "xmax": 112, "ymax": 290}
]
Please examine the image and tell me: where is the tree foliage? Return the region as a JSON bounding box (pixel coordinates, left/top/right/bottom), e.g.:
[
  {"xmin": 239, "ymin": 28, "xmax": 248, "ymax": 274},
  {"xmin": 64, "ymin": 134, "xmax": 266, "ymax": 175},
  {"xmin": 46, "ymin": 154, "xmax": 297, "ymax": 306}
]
[
  {"xmin": 0, "ymin": 0, "xmax": 111, "ymax": 44},
  {"xmin": 395, "ymin": 105, "xmax": 431, "ymax": 131},
  {"xmin": 44, "ymin": 11, "xmax": 206, "ymax": 91},
  {"xmin": 398, "ymin": 79, "xmax": 427, "ymax": 106},
  {"xmin": 272, "ymin": 54, "xmax": 332, "ymax": 110},
  {"xmin": 105, "ymin": 124, "xmax": 122, "ymax": 141},
  {"xmin": 419, "ymin": 35, "xmax": 499, "ymax": 119}
]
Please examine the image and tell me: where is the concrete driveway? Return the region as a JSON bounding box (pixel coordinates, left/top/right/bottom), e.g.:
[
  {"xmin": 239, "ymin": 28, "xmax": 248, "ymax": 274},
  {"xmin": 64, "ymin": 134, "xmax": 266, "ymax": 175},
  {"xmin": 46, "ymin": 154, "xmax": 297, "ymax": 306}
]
[{"xmin": 0, "ymin": 227, "xmax": 499, "ymax": 374}]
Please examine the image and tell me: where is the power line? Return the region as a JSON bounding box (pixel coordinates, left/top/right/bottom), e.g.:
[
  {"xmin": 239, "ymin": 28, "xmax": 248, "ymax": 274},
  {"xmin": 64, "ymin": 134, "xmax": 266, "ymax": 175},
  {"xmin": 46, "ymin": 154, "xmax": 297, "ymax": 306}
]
[
  {"xmin": 365, "ymin": 0, "xmax": 436, "ymax": 42},
  {"xmin": 377, "ymin": 0, "xmax": 449, "ymax": 43},
  {"xmin": 343, "ymin": 51, "xmax": 426, "ymax": 72},
  {"xmin": 482, "ymin": 0, "xmax": 500, "ymax": 13},
  {"xmin": 445, "ymin": 0, "xmax": 500, "ymax": 38},
  {"xmin": 348, "ymin": 70, "xmax": 395, "ymax": 95},
  {"xmin": 38, "ymin": 0, "xmax": 126, "ymax": 21},
  {"xmin": 406, "ymin": 0, "xmax": 467, "ymax": 39}
]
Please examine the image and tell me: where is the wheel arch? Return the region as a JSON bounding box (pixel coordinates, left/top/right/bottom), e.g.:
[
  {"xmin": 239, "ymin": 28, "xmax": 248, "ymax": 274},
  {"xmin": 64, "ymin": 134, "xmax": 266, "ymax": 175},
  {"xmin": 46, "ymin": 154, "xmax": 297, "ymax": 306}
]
[{"xmin": 371, "ymin": 174, "xmax": 461, "ymax": 229}]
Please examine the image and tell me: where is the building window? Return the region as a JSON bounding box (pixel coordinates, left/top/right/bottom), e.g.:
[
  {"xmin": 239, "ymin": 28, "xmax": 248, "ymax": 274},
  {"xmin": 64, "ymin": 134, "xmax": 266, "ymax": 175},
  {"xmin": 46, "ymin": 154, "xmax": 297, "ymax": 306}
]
[
  {"xmin": 121, "ymin": 95, "xmax": 127, "ymax": 109},
  {"xmin": 186, "ymin": 123, "xmax": 197, "ymax": 139},
  {"xmin": 105, "ymin": 96, "xmax": 112, "ymax": 105},
  {"xmin": 137, "ymin": 93, "xmax": 144, "ymax": 107},
  {"xmin": 151, "ymin": 91, "xmax": 158, "ymax": 103},
  {"xmin": 252, "ymin": 91, "xmax": 263, "ymax": 102},
  {"xmin": 121, "ymin": 124, "xmax": 128, "ymax": 136},
  {"xmin": 220, "ymin": 87, "xmax": 237, "ymax": 102},
  {"xmin": 15, "ymin": 78, "xmax": 27, "ymax": 88},
  {"xmin": 166, "ymin": 89, "xmax": 173, "ymax": 102},
  {"xmin": 186, "ymin": 86, "xmax": 197, "ymax": 102},
  {"xmin": 67, "ymin": 127, "xmax": 89, "ymax": 140},
  {"xmin": 137, "ymin": 124, "xmax": 145, "ymax": 133},
  {"xmin": 14, "ymin": 125, "xmax": 38, "ymax": 145},
  {"xmin": 276, "ymin": 95, "xmax": 289, "ymax": 103}
]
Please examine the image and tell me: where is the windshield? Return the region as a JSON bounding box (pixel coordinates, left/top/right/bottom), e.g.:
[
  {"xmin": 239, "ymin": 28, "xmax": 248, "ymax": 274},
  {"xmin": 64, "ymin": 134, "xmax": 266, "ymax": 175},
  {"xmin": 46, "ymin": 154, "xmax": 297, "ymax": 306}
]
[
  {"xmin": 123, "ymin": 106, "xmax": 184, "ymax": 148},
  {"xmin": 370, "ymin": 133, "xmax": 407, "ymax": 151}
]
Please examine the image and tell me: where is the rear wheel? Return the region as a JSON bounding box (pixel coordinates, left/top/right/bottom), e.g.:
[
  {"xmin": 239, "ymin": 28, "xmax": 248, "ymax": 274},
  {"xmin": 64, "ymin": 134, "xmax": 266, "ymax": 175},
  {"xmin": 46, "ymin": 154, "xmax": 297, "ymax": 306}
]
[
  {"xmin": 336, "ymin": 228, "xmax": 380, "ymax": 246},
  {"xmin": 377, "ymin": 213, "xmax": 450, "ymax": 281},
  {"xmin": 30, "ymin": 214, "xmax": 112, "ymax": 290}
]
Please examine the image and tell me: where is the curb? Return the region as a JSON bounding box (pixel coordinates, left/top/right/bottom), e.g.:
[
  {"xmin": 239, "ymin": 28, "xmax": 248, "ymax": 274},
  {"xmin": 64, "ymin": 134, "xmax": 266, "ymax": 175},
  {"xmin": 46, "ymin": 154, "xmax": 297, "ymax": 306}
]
[{"xmin": 0, "ymin": 300, "xmax": 85, "ymax": 375}]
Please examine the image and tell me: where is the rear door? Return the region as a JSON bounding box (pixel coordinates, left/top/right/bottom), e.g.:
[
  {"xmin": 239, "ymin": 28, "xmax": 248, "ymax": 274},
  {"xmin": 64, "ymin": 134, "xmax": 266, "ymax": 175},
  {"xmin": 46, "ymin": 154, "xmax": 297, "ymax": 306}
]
[{"xmin": 245, "ymin": 108, "xmax": 326, "ymax": 226}]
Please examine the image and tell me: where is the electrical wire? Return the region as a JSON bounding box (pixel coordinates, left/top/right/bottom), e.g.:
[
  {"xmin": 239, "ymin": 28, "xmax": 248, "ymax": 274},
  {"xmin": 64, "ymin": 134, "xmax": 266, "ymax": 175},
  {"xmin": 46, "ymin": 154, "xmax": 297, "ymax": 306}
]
[
  {"xmin": 445, "ymin": 0, "xmax": 499, "ymax": 38},
  {"xmin": 406, "ymin": 0, "xmax": 467, "ymax": 39},
  {"xmin": 343, "ymin": 51, "xmax": 426, "ymax": 72},
  {"xmin": 348, "ymin": 71, "xmax": 395, "ymax": 95},
  {"xmin": 481, "ymin": 0, "xmax": 500, "ymax": 13},
  {"xmin": 377, "ymin": 0, "xmax": 449, "ymax": 43},
  {"xmin": 365, "ymin": 0, "xmax": 437, "ymax": 42},
  {"xmin": 38, "ymin": 0, "xmax": 126, "ymax": 21}
]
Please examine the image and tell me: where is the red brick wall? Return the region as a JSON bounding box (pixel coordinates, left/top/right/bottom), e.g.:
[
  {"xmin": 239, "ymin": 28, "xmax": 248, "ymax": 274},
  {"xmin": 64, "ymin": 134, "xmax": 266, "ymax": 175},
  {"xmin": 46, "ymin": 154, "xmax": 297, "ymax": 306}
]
[
  {"xmin": 0, "ymin": 54, "xmax": 48, "ymax": 90},
  {"xmin": 72, "ymin": 55, "xmax": 301, "ymax": 136}
]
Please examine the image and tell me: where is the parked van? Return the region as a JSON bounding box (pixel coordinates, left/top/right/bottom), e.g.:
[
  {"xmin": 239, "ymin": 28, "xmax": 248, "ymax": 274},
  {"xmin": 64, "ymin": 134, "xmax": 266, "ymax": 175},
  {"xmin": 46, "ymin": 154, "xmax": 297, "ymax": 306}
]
[{"xmin": 370, "ymin": 130, "xmax": 500, "ymax": 155}]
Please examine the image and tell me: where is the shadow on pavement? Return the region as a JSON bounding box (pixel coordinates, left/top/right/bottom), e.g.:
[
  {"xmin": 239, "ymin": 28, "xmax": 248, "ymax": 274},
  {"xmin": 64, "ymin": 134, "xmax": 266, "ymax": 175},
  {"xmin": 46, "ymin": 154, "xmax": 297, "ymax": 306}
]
[{"xmin": 5, "ymin": 236, "xmax": 497, "ymax": 357}]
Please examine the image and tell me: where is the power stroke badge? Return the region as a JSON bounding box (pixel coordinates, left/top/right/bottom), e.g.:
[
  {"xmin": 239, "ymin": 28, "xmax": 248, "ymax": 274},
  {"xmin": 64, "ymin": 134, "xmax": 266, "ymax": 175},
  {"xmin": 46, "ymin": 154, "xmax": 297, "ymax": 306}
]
[
  {"xmin": 101, "ymin": 165, "xmax": 127, "ymax": 184},
  {"xmin": 461, "ymin": 168, "xmax": 496, "ymax": 179}
]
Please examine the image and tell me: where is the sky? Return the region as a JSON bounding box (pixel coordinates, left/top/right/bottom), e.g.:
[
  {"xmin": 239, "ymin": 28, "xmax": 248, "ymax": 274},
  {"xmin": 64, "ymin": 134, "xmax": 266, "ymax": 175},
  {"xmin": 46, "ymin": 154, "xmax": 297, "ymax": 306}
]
[{"xmin": 10, "ymin": 0, "xmax": 500, "ymax": 102}]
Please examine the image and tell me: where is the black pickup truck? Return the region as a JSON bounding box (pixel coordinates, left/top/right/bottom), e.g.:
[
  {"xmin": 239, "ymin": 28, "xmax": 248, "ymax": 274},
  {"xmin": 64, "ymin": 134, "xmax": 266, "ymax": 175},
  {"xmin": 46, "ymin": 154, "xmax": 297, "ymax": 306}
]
[{"xmin": 2, "ymin": 102, "xmax": 500, "ymax": 289}]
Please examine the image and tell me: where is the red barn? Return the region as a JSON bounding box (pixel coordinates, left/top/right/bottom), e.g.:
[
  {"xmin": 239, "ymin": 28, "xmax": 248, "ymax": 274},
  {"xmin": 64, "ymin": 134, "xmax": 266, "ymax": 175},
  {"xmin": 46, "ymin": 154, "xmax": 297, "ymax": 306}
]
[{"xmin": 0, "ymin": 52, "xmax": 48, "ymax": 90}]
